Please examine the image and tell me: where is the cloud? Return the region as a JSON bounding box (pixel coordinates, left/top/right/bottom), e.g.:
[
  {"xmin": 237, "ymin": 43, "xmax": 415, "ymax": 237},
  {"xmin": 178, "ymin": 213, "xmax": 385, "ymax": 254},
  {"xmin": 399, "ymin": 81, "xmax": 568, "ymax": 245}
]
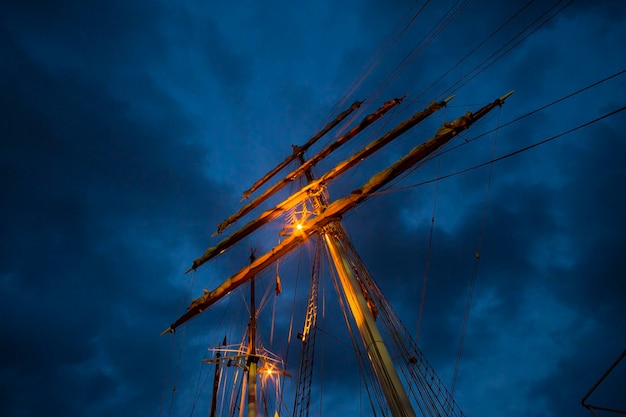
[
  {"xmin": 1, "ymin": 1, "xmax": 625, "ymax": 417},
  {"xmin": 0, "ymin": 8, "xmax": 232, "ymax": 416}
]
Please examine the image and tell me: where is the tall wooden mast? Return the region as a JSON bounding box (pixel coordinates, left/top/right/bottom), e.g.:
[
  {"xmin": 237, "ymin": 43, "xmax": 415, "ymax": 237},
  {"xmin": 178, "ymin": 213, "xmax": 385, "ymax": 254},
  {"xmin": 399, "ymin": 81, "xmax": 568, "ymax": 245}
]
[
  {"xmin": 324, "ymin": 224, "xmax": 417, "ymax": 417},
  {"xmin": 247, "ymin": 250, "xmax": 258, "ymax": 417}
]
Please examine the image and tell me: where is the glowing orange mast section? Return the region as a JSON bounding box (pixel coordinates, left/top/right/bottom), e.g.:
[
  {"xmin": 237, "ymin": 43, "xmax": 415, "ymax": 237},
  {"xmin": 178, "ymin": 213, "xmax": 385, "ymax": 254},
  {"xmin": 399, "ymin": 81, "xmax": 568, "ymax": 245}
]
[
  {"xmin": 186, "ymin": 97, "xmax": 455, "ymax": 273},
  {"xmin": 216, "ymin": 96, "xmax": 404, "ymax": 235}
]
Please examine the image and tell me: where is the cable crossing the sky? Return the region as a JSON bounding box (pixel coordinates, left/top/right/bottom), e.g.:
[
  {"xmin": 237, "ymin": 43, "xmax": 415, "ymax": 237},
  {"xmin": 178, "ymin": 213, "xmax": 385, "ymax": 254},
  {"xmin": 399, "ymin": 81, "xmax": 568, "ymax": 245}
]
[{"xmin": 379, "ymin": 104, "xmax": 626, "ymax": 196}]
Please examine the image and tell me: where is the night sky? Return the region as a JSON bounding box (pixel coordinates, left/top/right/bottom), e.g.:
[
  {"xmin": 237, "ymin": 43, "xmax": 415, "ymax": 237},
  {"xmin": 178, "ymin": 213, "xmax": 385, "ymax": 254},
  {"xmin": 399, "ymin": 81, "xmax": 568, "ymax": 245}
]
[{"xmin": 2, "ymin": 1, "xmax": 625, "ymax": 417}]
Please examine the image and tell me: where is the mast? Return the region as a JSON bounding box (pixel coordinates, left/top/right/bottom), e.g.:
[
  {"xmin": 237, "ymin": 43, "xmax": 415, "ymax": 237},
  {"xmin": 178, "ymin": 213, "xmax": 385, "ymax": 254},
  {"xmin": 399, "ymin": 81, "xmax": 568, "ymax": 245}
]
[
  {"xmin": 324, "ymin": 223, "xmax": 416, "ymax": 417},
  {"xmin": 186, "ymin": 97, "xmax": 453, "ymax": 274},
  {"xmin": 209, "ymin": 337, "xmax": 225, "ymax": 417},
  {"xmin": 163, "ymin": 93, "xmax": 513, "ymax": 333},
  {"xmin": 164, "ymin": 91, "xmax": 514, "ymax": 417},
  {"xmin": 202, "ymin": 251, "xmax": 289, "ymax": 417},
  {"xmin": 248, "ymin": 250, "xmax": 258, "ymax": 417}
]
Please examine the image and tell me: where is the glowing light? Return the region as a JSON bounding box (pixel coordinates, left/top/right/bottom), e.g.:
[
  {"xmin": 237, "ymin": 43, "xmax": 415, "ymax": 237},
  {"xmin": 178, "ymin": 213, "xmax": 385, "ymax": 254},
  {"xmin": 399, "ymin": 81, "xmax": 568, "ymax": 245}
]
[{"xmin": 296, "ymin": 223, "xmax": 303, "ymax": 230}]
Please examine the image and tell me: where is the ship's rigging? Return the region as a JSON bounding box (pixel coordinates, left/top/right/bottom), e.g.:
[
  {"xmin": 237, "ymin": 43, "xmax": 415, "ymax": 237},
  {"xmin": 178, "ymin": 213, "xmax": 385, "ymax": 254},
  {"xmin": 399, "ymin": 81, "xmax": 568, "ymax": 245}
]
[
  {"xmin": 157, "ymin": 1, "xmax": 626, "ymax": 416},
  {"xmin": 161, "ymin": 89, "xmax": 514, "ymax": 417},
  {"xmin": 158, "ymin": 72, "xmax": 626, "ymax": 417}
]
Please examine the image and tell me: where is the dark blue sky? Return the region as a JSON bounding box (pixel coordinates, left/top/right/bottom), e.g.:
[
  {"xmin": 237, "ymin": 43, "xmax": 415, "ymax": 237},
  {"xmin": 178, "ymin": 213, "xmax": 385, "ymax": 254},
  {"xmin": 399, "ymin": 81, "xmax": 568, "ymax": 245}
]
[{"xmin": 1, "ymin": 1, "xmax": 625, "ymax": 417}]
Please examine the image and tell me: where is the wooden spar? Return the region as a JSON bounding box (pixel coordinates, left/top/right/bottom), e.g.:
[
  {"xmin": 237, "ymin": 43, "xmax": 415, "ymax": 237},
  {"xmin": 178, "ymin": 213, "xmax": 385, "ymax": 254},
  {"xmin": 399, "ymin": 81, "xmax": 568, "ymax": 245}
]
[
  {"xmin": 216, "ymin": 97, "xmax": 404, "ymax": 235},
  {"xmin": 164, "ymin": 227, "xmax": 314, "ymax": 333},
  {"xmin": 323, "ymin": 229, "xmax": 416, "ymax": 417},
  {"xmin": 162, "ymin": 92, "xmax": 512, "ymax": 334},
  {"xmin": 242, "ymin": 100, "xmax": 363, "ymax": 200},
  {"xmin": 186, "ymin": 97, "xmax": 453, "ymax": 274}
]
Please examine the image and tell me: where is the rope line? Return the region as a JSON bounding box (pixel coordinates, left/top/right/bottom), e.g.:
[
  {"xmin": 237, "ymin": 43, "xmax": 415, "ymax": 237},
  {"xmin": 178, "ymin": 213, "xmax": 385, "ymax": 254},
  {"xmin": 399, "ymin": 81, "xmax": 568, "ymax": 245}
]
[
  {"xmin": 458, "ymin": 68, "xmax": 626, "ymax": 148},
  {"xmin": 419, "ymin": 0, "xmax": 536, "ymax": 101},
  {"xmin": 450, "ymin": 105, "xmax": 501, "ymax": 399},
  {"xmin": 317, "ymin": 0, "xmax": 431, "ymax": 132},
  {"xmin": 372, "ymin": 104, "xmax": 626, "ymax": 196},
  {"xmin": 391, "ymin": 68, "xmax": 626, "ymax": 180},
  {"xmin": 437, "ymin": 0, "xmax": 573, "ymax": 101},
  {"xmin": 343, "ymin": 0, "xmax": 432, "ymax": 106},
  {"xmin": 416, "ymin": 156, "xmax": 440, "ymax": 344},
  {"xmin": 159, "ymin": 334, "xmax": 176, "ymax": 417},
  {"xmin": 372, "ymin": 0, "xmax": 471, "ymax": 103}
]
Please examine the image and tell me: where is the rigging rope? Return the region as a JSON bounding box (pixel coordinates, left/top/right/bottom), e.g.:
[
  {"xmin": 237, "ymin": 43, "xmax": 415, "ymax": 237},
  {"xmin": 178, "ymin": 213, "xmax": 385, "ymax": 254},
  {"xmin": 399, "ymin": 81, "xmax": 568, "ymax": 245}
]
[
  {"xmin": 161, "ymin": 270, "xmax": 199, "ymax": 417},
  {"xmin": 371, "ymin": 0, "xmax": 471, "ymax": 103},
  {"xmin": 159, "ymin": 334, "xmax": 177, "ymax": 417},
  {"xmin": 449, "ymin": 105, "xmax": 501, "ymax": 398},
  {"xmin": 169, "ymin": 1, "xmax": 625, "ymax": 412},
  {"xmin": 335, "ymin": 0, "xmax": 432, "ymax": 114},
  {"xmin": 383, "ymin": 104, "xmax": 626, "ymax": 195},
  {"xmin": 438, "ymin": 0, "xmax": 573, "ymax": 100},
  {"xmin": 317, "ymin": 263, "xmax": 327, "ymax": 417},
  {"xmin": 416, "ymin": 156, "xmax": 440, "ymax": 344},
  {"xmin": 323, "ymin": 239, "xmax": 385, "ymax": 417},
  {"xmin": 306, "ymin": 0, "xmax": 430, "ymax": 155},
  {"xmin": 189, "ymin": 350, "xmax": 212, "ymax": 417},
  {"xmin": 456, "ymin": 68, "xmax": 626, "ymax": 148},
  {"xmin": 360, "ymin": 67, "xmax": 626, "ymax": 201},
  {"xmin": 394, "ymin": 68, "xmax": 626, "ymax": 180},
  {"xmin": 339, "ymin": 227, "xmax": 467, "ymax": 417},
  {"xmin": 289, "ymin": 0, "xmax": 577, "ymax": 188},
  {"xmin": 419, "ymin": 0, "xmax": 536, "ymax": 101},
  {"xmin": 256, "ymin": 273, "xmax": 275, "ymax": 316},
  {"xmin": 167, "ymin": 323, "xmax": 188, "ymax": 417}
]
